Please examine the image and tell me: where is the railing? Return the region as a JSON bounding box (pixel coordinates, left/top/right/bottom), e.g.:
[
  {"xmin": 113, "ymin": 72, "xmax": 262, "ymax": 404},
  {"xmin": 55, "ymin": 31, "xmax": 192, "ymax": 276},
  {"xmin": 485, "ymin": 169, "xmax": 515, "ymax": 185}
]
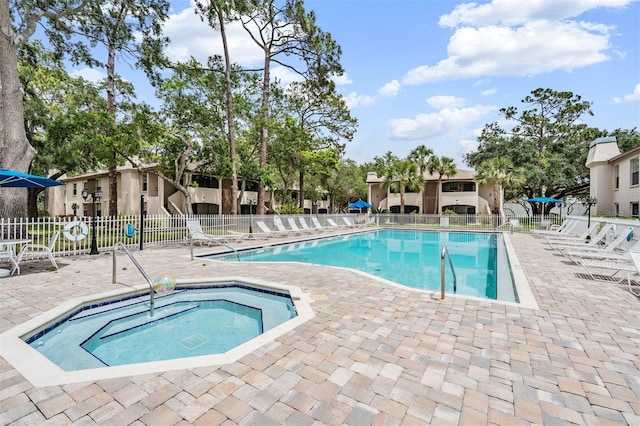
[
  {"xmin": 440, "ymin": 246, "xmax": 457, "ymax": 301},
  {"xmin": 1, "ymin": 214, "xmax": 638, "ymax": 260},
  {"xmin": 112, "ymin": 242, "xmax": 155, "ymax": 317},
  {"xmin": 189, "ymin": 235, "xmax": 239, "ymax": 261}
]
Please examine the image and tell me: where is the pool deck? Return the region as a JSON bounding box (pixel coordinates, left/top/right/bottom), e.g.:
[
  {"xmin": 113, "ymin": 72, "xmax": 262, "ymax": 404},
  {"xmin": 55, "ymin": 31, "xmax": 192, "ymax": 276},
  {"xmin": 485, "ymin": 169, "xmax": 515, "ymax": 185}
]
[{"xmin": 1, "ymin": 230, "xmax": 639, "ymax": 425}]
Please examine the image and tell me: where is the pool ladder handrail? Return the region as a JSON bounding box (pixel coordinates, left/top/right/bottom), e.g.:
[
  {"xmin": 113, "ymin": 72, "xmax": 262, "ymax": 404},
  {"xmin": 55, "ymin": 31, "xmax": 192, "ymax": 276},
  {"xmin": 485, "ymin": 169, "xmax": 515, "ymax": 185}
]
[
  {"xmin": 189, "ymin": 236, "xmax": 240, "ymax": 261},
  {"xmin": 112, "ymin": 242, "xmax": 155, "ymax": 317},
  {"xmin": 440, "ymin": 246, "xmax": 457, "ymax": 301}
]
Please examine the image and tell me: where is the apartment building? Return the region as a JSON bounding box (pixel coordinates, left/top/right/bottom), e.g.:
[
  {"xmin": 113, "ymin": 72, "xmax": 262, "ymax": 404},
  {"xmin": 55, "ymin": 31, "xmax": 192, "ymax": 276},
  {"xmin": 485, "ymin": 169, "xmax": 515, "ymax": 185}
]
[{"xmin": 586, "ymin": 136, "xmax": 640, "ymax": 218}]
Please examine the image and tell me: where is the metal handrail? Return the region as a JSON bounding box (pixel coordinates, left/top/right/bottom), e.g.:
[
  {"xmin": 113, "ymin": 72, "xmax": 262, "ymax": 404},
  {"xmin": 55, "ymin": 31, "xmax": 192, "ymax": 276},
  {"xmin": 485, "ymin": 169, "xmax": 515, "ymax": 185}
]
[
  {"xmin": 189, "ymin": 236, "xmax": 239, "ymax": 261},
  {"xmin": 440, "ymin": 246, "xmax": 457, "ymax": 301},
  {"xmin": 112, "ymin": 242, "xmax": 155, "ymax": 317}
]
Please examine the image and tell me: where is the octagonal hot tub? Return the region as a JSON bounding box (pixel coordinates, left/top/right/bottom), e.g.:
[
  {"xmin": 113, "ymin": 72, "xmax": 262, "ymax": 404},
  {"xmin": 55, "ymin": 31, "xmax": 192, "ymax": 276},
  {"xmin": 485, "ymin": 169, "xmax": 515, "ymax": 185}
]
[{"xmin": 0, "ymin": 277, "xmax": 314, "ymax": 386}]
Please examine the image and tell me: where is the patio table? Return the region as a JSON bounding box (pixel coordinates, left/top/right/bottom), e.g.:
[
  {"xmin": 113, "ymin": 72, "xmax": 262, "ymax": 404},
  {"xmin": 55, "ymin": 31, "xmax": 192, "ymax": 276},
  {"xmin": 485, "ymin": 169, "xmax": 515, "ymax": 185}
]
[{"xmin": 0, "ymin": 239, "xmax": 32, "ymax": 277}]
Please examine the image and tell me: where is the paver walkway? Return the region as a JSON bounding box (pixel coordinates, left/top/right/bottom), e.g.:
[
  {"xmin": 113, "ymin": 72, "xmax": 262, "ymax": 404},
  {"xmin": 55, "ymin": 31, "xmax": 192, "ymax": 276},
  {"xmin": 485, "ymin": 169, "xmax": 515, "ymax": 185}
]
[{"xmin": 1, "ymin": 232, "xmax": 639, "ymax": 425}]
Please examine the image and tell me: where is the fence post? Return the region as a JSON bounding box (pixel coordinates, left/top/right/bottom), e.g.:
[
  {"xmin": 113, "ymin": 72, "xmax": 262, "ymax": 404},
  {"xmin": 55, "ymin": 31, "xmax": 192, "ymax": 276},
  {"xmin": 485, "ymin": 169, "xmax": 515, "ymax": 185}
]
[{"xmin": 139, "ymin": 196, "xmax": 144, "ymax": 251}]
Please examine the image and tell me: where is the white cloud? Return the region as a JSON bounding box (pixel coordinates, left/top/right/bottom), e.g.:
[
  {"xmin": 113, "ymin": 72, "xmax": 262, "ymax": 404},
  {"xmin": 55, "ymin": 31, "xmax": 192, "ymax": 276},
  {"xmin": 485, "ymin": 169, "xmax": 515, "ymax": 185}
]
[
  {"xmin": 402, "ymin": 20, "xmax": 612, "ymax": 84},
  {"xmin": 270, "ymin": 66, "xmax": 304, "ymax": 86},
  {"xmin": 163, "ymin": 5, "xmax": 263, "ymax": 66},
  {"xmin": 387, "ymin": 104, "xmax": 496, "ymax": 140},
  {"xmin": 344, "ymin": 80, "xmax": 401, "ymax": 108},
  {"xmin": 613, "ymin": 83, "xmax": 640, "ymax": 103},
  {"xmin": 427, "ymin": 95, "xmax": 466, "ymax": 109},
  {"xmin": 481, "ymin": 88, "xmax": 496, "ymax": 96},
  {"xmin": 344, "ymin": 92, "xmax": 376, "ymax": 109},
  {"xmin": 378, "ymin": 80, "xmax": 401, "ymax": 97},
  {"xmin": 69, "ymin": 67, "xmax": 105, "ymax": 83},
  {"xmin": 333, "ymin": 73, "xmax": 352, "ymax": 85},
  {"xmin": 439, "ymin": 0, "xmax": 633, "ymax": 27}
]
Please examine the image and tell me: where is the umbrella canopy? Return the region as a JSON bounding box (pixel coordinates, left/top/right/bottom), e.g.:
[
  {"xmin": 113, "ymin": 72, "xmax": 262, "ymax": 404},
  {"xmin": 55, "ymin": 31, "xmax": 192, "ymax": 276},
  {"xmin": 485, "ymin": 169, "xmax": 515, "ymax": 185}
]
[
  {"xmin": 349, "ymin": 199, "xmax": 372, "ymax": 209},
  {"xmin": 524, "ymin": 196, "xmax": 563, "ymax": 204},
  {"xmin": 0, "ymin": 168, "xmax": 63, "ymax": 188}
]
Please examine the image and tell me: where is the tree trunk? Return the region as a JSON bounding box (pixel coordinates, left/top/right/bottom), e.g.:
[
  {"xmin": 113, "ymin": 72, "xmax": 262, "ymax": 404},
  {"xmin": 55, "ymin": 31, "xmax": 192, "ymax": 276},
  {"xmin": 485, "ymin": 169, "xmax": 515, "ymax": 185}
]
[
  {"xmin": 299, "ymin": 171, "xmax": 304, "ymax": 209},
  {"xmin": 218, "ymin": 10, "xmax": 238, "ymax": 215},
  {"xmin": 107, "ymin": 41, "xmax": 118, "ymax": 216},
  {"xmin": 27, "ymin": 188, "xmax": 41, "ymax": 218},
  {"xmin": 0, "ymin": 3, "xmax": 36, "ymax": 219},
  {"xmin": 257, "ymin": 48, "xmax": 271, "ymax": 215}
]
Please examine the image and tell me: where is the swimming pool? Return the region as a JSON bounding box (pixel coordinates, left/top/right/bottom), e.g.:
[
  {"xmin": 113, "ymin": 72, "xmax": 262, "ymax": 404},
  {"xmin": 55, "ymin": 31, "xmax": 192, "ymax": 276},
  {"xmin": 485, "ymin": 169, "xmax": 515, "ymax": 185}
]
[
  {"xmin": 27, "ymin": 285, "xmax": 297, "ymax": 371},
  {"xmin": 0, "ymin": 278, "xmax": 315, "ymax": 386},
  {"xmin": 209, "ymin": 230, "xmax": 519, "ymax": 302}
]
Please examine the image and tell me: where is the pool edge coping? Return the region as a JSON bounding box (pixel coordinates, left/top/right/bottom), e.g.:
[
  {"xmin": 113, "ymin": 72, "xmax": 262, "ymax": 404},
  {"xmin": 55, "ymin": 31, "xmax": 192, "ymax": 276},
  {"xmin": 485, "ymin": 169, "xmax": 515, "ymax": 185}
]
[{"xmin": 0, "ymin": 277, "xmax": 315, "ymax": 387}]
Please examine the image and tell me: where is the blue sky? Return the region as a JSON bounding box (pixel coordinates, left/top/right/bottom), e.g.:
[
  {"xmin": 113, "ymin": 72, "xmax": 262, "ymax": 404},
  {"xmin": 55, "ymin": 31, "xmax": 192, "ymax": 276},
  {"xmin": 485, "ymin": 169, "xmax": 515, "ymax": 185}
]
[{"xmin": 71, "ymin": 0, "xmax": 640, "ymax": 169}]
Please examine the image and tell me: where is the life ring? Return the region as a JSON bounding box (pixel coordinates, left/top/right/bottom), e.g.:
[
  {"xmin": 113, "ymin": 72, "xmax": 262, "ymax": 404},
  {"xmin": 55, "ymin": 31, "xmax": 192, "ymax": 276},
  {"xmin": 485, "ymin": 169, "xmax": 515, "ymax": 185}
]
[
  {"xmin": 63, "ymin": 221, "xmax": 89, "ymax": 242},
  {"xmin": 125, "ymin": 223, "xmax": 136, "ymax": 238}
]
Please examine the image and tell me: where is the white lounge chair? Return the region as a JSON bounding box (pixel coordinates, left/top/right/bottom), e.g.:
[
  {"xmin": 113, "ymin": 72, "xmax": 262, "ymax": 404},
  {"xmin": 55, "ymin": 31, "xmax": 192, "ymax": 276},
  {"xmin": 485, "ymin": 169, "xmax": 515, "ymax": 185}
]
[
  {"xmin": 256, "ymin": 221, "xmax": 288, "ymax": 237},
  {"xmin": 550, "ymin": 223, "xmax": 615, "ymax": 251},
  {"xmin": 628, "ymin": 252, "xmax": 640, "ymax": 297},
  {"xmin": 273, "ymin": 216, "xmax": 298, "ymax": 235},
  {"xmin": 342, "ymin": 217, "xmax": 357, "ymax": 228},
  {"xmin": 532, "ymin": 218, "xmax": 578, "ymax": 238},
  {"xmin": 186, "ymin": 219, "xmax": 243, "ymax": 246},
  {"xmin": 562, "ymin": 227, "xmax": 635, "ymax": 257},
  {"xmin": 16, "ymin": 231, "xmax": 59, "ymax": 270},
  {"xmin": 287, "ymin": 217, "xmax": 313, "ymax": 234},
  {"xmin": 327, "ymin": 218, "xmax": 345, "ymax": 229},
  {"xmin": 565, "ymin": 238, "xmax": 640, "ymax": 264},
  {"xmin": 577, "ymin": 257, "xmax": 637, "ymax": 282},
  {"xmin": 311, "ymin": 217, "xmax": 326, "ymax": 232},
  {"xmin": 299, "ymin": 217, "xmax": 320, "ymax": 233},
  {"xmin": 543, "ymin": 222, "xmax": 599, "ymax": 243}
]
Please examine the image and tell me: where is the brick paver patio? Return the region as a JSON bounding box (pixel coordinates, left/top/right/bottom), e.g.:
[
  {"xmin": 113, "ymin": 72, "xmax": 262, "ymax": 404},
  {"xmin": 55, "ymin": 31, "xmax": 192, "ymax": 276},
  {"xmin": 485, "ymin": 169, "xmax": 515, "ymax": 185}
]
[{"xmin": 1, "ymin": 232, "xmax": 639, "ymax": 425}]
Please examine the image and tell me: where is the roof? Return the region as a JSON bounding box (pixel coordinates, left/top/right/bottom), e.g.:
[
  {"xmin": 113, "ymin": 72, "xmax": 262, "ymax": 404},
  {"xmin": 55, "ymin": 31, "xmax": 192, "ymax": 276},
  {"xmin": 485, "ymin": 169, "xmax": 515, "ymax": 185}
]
[{"xmin": 366, "ymin": 168, "xmax": 477, "ymax": 183}]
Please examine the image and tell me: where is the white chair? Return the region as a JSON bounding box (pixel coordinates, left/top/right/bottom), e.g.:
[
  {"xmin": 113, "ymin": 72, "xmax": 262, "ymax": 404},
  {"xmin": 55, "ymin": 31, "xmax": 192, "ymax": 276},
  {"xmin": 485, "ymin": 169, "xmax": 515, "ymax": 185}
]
[
  {"xmin": 288, "ymin": 218, "xmax": 313, "ymax": 234},
  {"xmin": 550, "ymin": 223, "xmax": 615, "ymax": 251},
  {"xmin": 577, "ymin": 257, "xmax": 637, "ymax": 282},
  {"xmin": 311, "ymin": 217, "xmax": 326, "ymax": 232},
  {"xmin": 543, "ymin": 222, "xmax": 599, "ymax": 242},
  {"xmin": 298, "ymin": 217, "xmax": 319, "ymax": 233},
  {"xmin": 16, "ymin": 231, "xmax": 59, "ymax": 270},
  {"xmin": 0, "ymin": 247, "xmax": 20, "ymax": 276},
  {"xmin": 561, "ymin": 227, "xmax": 635, "ymax": 258},
  {"xmin": 327, "ymin": 218, "xmax": 345, "ymax": 229},
  {"xmin": 628, "ymin": 252, "xmax": 640, "ymax": 297},
  {"xmin": 342, "ymin": 217, "xmax": 357, "ymax": 228},
  {"xmin": 256, "ymin": 221, "xmax": 288, "ymax": 237},
  {"xmin": 186, "ymin": 219, "xmax": 242, "ymax": 246},
  {"xmin": 273, "ymin": 216, "xmax": 296, "ymax": 235},
  {"xmin": 532, "ymin": 218, "xmax": 579, "ymax": 238}
]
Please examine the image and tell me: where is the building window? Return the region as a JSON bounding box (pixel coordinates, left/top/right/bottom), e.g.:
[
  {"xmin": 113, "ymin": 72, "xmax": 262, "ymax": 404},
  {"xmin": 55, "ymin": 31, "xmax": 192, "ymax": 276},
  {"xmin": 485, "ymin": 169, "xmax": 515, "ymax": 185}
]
[
  {"xmin": 442, "ymin": 182, "xmax": 476, "ymax": 192},
  {"xmin": 631, "ymin": 158, "xmax": 639, "ymax": 186},
  {"xmin": 142, "ymin": 173, "xmax": 148, "ymax": 192},
  {"xmin": 614, "ymin": 203, "xmax": 619, "ymax": 216},
  {"xmin": 631, "ymin": 202, "xmax": 639, "ymax": 218},
  {"xmin": 614, "ymin": 165, "xmax": 619, "ymax": 189},
  {"xmin": 73, "ymin": 183, "xmax": 77, "ymax": 195}
]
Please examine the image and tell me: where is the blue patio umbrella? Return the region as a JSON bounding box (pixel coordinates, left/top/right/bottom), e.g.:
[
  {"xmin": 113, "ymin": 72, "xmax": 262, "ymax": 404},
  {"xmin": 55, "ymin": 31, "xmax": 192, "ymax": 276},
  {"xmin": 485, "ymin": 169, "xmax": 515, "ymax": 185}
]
[
  {"xmin": 349, "ymin": 199, "xmax": 372, "ymax": 210},
  {"xmin": 524, "ymin": 196, "xmax": 563, "ymax": 204},
  {"xmin": 525, "ymin": 196, "xmax": 565, "ymax": 218},
  {"xmin": 0, "ymin": 168, "xmax": 63, "ymax": 188}
]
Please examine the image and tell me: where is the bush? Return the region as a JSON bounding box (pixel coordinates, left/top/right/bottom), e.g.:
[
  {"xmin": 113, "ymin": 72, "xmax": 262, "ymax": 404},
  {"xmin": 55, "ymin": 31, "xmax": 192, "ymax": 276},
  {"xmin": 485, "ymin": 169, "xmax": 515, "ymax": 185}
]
[{"xmin": 278, "ymin": 203, "xmax": 303, "ymax": 214}]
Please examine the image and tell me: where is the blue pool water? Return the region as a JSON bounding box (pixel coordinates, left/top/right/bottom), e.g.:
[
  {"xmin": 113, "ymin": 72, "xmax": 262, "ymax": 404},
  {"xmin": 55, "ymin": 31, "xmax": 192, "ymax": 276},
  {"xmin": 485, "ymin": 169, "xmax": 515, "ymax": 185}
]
[
  {"xmin": 210, "ymin": 230, "xmax": 517, "ymax": 301},
  {"xmin": 27, "ymin": 285, "xmax": 297, "ymax": 371}
]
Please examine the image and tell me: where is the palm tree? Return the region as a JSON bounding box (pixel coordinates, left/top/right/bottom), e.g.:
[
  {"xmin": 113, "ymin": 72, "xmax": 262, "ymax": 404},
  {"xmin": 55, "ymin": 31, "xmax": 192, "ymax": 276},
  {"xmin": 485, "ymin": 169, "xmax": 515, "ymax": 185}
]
[
  {"xmin": 475, "ymin": 157, "xmax": 525, "ymax": 215},
  {"xmin": 383, "ymin": 159, "xmax": 423, "ymax": 213},
  {"xmin": 408, "ymin": 145, "xmax": 434, "ymax": 213},
  {"xmin": 427, "ymin": 156, "xmax": 457, "ymax": 214}
]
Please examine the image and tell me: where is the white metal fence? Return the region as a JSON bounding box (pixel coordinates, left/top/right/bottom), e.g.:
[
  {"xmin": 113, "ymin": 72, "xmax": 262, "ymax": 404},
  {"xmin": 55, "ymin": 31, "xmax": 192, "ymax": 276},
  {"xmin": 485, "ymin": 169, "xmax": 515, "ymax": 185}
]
[{"xmin": 4, "ymin": 213, "xmax": 638, "ymax": 260}]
